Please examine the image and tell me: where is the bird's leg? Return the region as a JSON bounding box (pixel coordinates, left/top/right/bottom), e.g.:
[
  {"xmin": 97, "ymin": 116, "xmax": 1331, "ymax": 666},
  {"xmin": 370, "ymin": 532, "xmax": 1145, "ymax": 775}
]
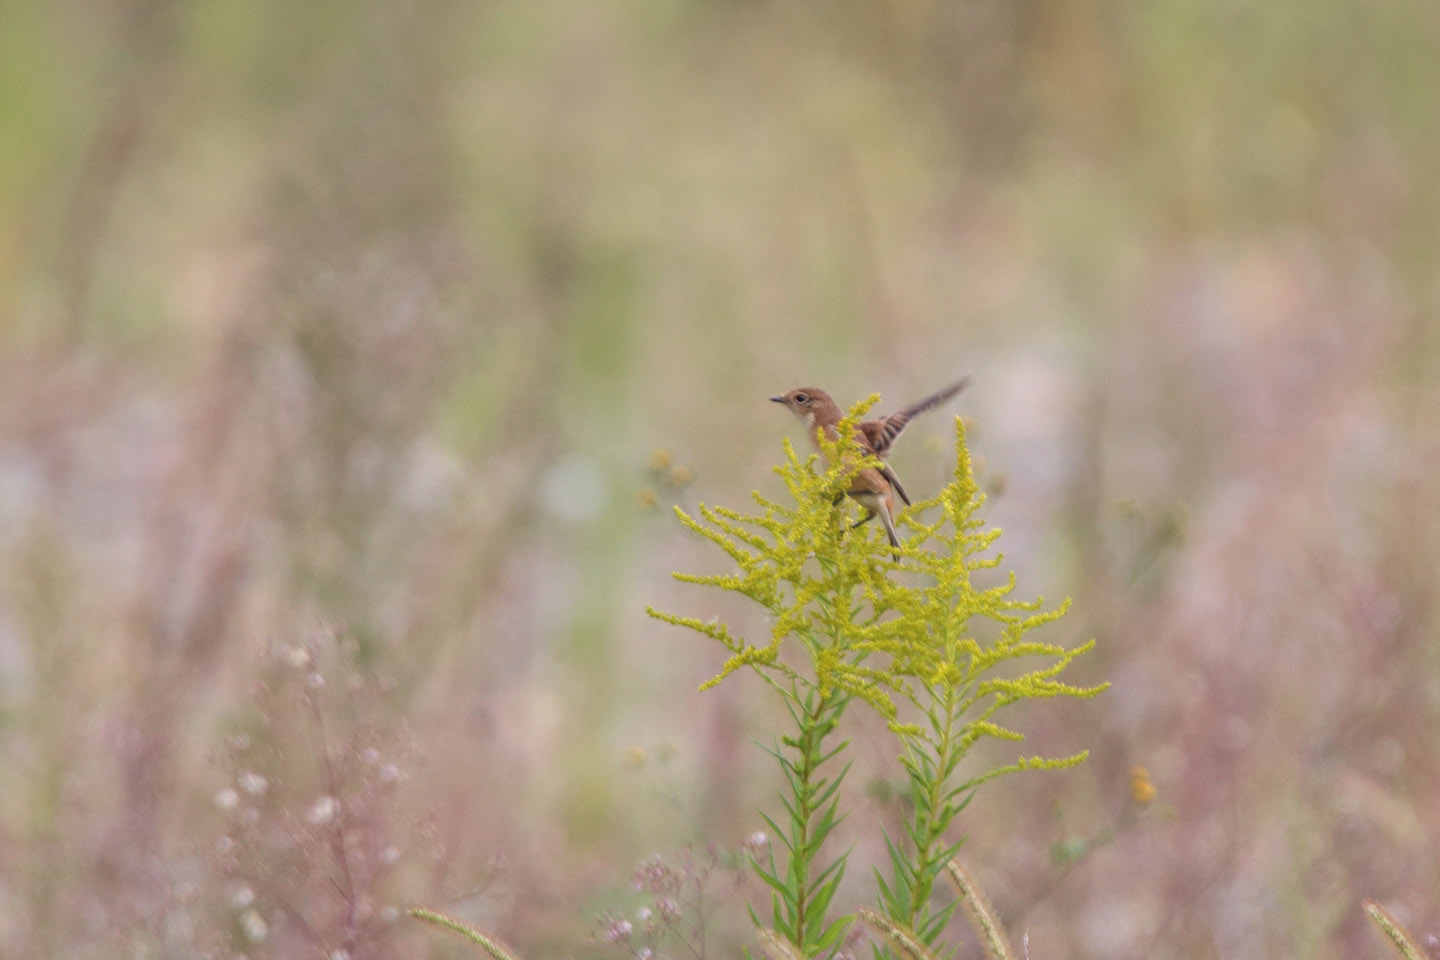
[
  {"xmin": 851, "ymin": 509, "xmax": 877, "ymax": 530},
  {"xmin": 876, "ymin": 505, "xmax": 901, "ymax": 558}
]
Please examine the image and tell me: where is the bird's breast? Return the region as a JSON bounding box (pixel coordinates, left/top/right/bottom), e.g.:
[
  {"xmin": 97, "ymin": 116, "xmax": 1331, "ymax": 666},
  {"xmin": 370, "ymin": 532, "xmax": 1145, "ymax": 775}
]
[{"xmin": 848, "ymin": 467, "xmax": 890, "ymax": 496}]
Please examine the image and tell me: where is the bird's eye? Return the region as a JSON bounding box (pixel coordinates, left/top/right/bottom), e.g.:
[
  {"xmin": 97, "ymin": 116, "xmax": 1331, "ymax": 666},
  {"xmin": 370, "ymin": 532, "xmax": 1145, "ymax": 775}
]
[{"xmin": 794, "ymin": 393, "xmax": 809, "ymax": 404}]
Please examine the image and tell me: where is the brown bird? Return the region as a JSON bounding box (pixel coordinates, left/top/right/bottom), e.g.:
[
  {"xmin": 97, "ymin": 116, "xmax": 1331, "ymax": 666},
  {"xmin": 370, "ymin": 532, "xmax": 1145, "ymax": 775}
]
[{"xmin": 770, "ymin": 379, "xmax": 970, "ymax": 551}]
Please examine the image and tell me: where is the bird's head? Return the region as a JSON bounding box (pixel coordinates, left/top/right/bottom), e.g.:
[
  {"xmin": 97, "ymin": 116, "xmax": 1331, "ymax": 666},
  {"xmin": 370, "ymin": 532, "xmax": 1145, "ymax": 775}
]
[{"xmin": 769, "ymin": 387, "xmax": 842, "ymax": 427}]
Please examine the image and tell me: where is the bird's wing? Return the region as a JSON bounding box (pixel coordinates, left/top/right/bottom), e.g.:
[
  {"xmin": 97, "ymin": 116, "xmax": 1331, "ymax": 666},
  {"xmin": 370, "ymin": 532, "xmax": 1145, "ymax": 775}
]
[
  {"xmin": 866, "ymin": 377, "xmax": 971, "ymax": 455},
  {"xmin": 857, "ymin": 420, "xmax": 887, "ymax": 453}
]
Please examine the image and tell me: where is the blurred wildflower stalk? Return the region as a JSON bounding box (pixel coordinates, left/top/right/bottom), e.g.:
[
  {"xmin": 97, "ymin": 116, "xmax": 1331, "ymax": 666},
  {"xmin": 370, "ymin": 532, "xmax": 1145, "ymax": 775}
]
[
  {"xmin": 647, "ymin": 397, "xmax": 1105, "ymax": 958},
  {"xmin": 409, "ymin": 908, "xmax": 519, "ymax": 960},
  {"xmin": 1363, "ymin": 900, "xmax": 1426, "ymax": 960}
]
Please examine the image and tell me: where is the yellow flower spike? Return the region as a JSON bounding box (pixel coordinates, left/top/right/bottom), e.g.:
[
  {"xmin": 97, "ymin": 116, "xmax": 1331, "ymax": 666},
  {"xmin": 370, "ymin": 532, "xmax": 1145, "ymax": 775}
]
[{"xmin": 930, "ymin": 663, "xmax": 962, "ymax": 688}]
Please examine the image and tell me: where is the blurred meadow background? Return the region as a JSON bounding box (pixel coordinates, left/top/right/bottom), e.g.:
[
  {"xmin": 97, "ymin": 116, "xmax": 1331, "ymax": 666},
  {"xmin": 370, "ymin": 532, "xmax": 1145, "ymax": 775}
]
[{"xmin": 3, "ymin": 1, "xmax": 1439, "ymax": 957}]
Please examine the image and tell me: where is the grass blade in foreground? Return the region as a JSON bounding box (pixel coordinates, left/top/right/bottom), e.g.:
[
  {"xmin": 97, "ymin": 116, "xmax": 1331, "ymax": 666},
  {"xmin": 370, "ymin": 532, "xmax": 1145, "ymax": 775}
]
[
  {"xmin": 1364, "ymin": 900, "xmax": 1425, "ymax": 960},
  {"xmin": 946, "ymin": 858, "xmax": 1016, "ymax": 960},
  {"xmin": 408, "ymin": 907, "xmax": 521, "ymax": 960}
]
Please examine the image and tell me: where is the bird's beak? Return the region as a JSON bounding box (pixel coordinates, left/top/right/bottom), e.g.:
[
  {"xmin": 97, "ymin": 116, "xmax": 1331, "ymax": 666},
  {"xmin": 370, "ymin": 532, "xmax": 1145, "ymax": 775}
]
[{"xmin": 769, "ymin": 396, "xmax": 787, "ymax": 404}]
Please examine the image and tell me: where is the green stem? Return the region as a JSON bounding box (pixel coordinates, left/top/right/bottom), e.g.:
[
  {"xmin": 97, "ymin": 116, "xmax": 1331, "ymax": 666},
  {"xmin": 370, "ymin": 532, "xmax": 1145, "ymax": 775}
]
[
  {"xmin": 876, "ymin": 683, "xmax": 967, "ymax": 957},
  {"xmin": 791, "ymin": 690, "xmax": 823, "ymax": 940},
  {"xmin": 758, "ymin": 682, "xmax": 850, "ymax": 956},
  {"xmin": 906, "ymin": 689, "xmax": 958, "ymax": 931}
]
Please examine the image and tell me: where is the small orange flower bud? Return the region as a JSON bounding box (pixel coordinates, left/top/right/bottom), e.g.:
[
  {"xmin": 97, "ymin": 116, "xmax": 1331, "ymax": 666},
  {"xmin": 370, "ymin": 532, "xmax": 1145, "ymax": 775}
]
[{"xmin": 1130, "ymin": 765, "xmax": 1156, "ymax": 806}]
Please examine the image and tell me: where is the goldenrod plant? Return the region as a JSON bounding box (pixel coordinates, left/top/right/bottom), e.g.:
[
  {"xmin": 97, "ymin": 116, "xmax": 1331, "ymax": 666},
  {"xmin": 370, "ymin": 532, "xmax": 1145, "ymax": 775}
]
[
  {"xmin": 866, "ymin": 420, "xmax": 1103, "ymax": 956},
  {"xmin": 647, "ymin": 397, "xmax": 908, "ymax": 957},
  {"xmin": 649, "ymin": 398, "xmax": 1104, "ymax": 958}
]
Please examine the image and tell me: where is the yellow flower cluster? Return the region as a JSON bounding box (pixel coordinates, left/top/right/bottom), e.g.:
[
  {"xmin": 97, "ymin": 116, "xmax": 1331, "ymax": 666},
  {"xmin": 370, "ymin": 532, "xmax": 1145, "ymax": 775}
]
[{"xmin": 648, "ymin": 397, "xmax": 1105, "ymax": 780}]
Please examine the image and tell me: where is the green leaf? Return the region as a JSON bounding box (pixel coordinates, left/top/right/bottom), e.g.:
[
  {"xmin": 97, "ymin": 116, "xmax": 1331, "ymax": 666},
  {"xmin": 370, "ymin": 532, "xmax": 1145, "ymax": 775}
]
[
  {"xmin": 815, "ymin": 915, "xmax": 854, "ymax": 953},
  {"xmin": 752, "ymin": 861, "xmax": 798, "ymax": 908},
  {"xmin": 815, "ymin": 738, "xmax": 853, "ymax": 769}
]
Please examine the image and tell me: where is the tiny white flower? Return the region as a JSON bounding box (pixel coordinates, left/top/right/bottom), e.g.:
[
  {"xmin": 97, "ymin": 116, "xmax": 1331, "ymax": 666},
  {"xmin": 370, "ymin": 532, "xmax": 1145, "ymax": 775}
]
[
  {"xmin": 638, "ymin": 950, "xmax": 653, "ymax": 960},
  {"xmin": 307, "ymin": 795, "xmax": 338, "ymax": 825},
  {"xmin": 229, "ymin": 884, "xmax": 255, "ymax": 909},
  {"xmin": 240, "ymin": 909, "xmax": 268, "ymax": 943},
  {"xmin": 214, "ymin": 788, "xmax": 240, "ymax": 811},
  {"xmin": 379, "ymin": 845, "xmax": 400, "ymax": 865},
  {"xmin": 306, "ymin": 671, "xmax": 325, "ymax": 689},
  {"xmin": 379, "ymin": 763, "xmax": 401, "ymax": 783},
  {"xmin": 238, "ymin": 770, "xmax": 268, "ymax": 796},
  {"xmin": 635, "ymin": 907, "xmax": 652, "ymax": 922},
  {"xmin": 362, "ymin": 747, "xmax": 381, "ymax": 764},
  {"xmin": 330, "ymin": 950, "xmax": 351, "ymax": 960},
  {"xmin": 286, "ymin": 646, "xmax": 311, "ymax": 668},
  {"xmin": 379, "ymin": 905, "xmax": 400, "ymax": 923},
  {"xmin": 748, "ymin": 830, "xmax": 768, "ymax": 848}
]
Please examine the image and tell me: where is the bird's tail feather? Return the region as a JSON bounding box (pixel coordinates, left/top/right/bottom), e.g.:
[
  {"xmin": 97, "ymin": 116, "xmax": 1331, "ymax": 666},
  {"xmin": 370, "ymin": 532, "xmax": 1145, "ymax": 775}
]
[
  {"xmin": 901, "ymin": 376, "xmax": 971, "ymax": 419},
  {"xmin": 878, "ymin": 504, "xmax": 900, "ymax": 559}
]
